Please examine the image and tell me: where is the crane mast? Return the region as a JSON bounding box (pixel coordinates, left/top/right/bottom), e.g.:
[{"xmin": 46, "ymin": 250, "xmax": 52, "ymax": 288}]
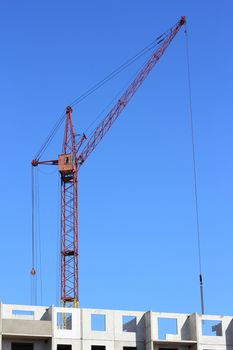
[
  {"xmin": 32, "ymin": 16, "xmax": 186, "ymax": 307},
  {"xmin": 59, "ymin": 106, "xmax": 78, "ymax": 307}
]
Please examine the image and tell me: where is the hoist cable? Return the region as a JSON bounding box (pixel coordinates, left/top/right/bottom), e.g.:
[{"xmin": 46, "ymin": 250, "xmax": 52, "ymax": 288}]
[
  {"xmin": 36, "ymin": 172, "xmax": 43, "ymax": 305},
  {"xmin": 31, "ymin": 166, "xmax": 37, "ymax": 304},
  {"xmin": 31, "ymin": 167, "xmax": 35, "ymax": 270},
  {"xmin": 185, "ymin": 25, "xmax": 205, "ymax": 314}
]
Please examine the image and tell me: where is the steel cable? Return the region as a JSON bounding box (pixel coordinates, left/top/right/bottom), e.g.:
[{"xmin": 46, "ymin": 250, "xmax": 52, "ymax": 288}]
[
  {"xmin": 185, "ymin": 25, "xmax": 205, "ymax": 314},
  {"xmin": 33, "ymin": 22, "xmax": 179, "ymax": 162}
]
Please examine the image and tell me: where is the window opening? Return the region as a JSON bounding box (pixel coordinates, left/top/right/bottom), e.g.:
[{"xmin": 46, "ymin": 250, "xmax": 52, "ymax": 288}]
[
  {"xmin": 158, "ymin": 318, "xmax": 177, "ymax": 339},
  {"xmin": 202, "ymin": 320, "xmax": 222, "ymax": 336},
  {"xmin": 57, "ymin": 346, "xmax": 72, "ymax": 350},
  {"xmin": 57, "ymin": 312, "xmax": 72, "ymax": 330},
  {"xmin": 12, "ymin": 310, "xmax": 34, "ymax": 317},
  {"xmin": 91, "ymin": 314, "xmax": 106, "ymax": 331},
  {"xmin": 91, "ymin": 346, "xmax": 106, "ymax": 350},
  {"xmin": 12, "ymin": 343, "xmax": 33, "ymax": 350},
  {"xmin": 122, "ymin": 315, "xmax": 137, "ymax": 332}
]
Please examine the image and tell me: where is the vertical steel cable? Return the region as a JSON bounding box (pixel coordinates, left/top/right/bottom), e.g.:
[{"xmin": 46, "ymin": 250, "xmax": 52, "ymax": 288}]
[
  {"xmin": 36, "ymin": 171, "xmax": 43, "ymax": 305},
  {"xmin": 185, "ymin": 25, "xmax": 205, "ymax": 314},
  {"xmin": 31, "ymin": 166, "xmax": 35, "ymax": 270},
  {"xmin": 31, "ymin": 166, "xmax": 37, "ymax": 304}
]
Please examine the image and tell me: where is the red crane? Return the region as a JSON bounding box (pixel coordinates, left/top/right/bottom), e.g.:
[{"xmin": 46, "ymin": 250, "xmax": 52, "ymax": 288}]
[{"xmin": 32, "ymin": 16, "xmax": 186, "ymax": 308}]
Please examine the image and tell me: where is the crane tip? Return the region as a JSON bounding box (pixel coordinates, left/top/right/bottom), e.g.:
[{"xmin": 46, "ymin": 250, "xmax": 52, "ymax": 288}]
[
  {"xmin": 66, "ymin": 106, "xmax": 73, "ymax": 113},
  {"xmin": 180, "ymin": 16, "xmax": 186, "ymax": 26}
]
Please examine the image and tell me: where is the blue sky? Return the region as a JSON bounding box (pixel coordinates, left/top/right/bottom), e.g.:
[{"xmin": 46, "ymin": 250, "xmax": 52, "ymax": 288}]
[{"xmin": 1, "ymin": 0, "xmax": 233, "ymax": 316}]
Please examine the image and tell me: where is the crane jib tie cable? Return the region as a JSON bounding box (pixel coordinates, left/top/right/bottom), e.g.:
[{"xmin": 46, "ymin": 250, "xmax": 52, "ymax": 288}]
[
  {"xmin": 185, "ymin": 25, "xmax": 205, "ymax": 315},
  {"xmin": 33, "ymin": 20, "xmax": 180, "ymax": 162}
]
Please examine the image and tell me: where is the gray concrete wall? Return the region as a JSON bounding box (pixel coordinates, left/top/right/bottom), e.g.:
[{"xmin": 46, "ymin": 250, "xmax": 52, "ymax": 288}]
[
  {"xmin": 1, "ymin": 303, "xmax": 233, "ymax": 350},
  {"xmin": 2, "ymin": 319, "xmax": 52, "ymax": 337}
]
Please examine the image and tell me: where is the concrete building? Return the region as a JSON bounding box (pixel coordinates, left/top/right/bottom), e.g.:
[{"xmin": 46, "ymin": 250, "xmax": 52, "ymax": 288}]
[{"xmin": 0, "ymin": 303, "xmax": 232, "ymax": 350}]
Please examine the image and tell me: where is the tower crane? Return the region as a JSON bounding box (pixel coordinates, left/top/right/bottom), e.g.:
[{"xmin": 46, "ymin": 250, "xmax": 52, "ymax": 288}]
[{"xmin": 32, "ymin": 16, "xmax": 186, "ymax": 308}]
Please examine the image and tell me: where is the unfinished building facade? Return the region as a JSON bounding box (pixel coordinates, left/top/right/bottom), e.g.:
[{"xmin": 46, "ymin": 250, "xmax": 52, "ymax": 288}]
[{"xmin": 0, "ymin": 304, "xmax": 232, "ymax": 350}]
